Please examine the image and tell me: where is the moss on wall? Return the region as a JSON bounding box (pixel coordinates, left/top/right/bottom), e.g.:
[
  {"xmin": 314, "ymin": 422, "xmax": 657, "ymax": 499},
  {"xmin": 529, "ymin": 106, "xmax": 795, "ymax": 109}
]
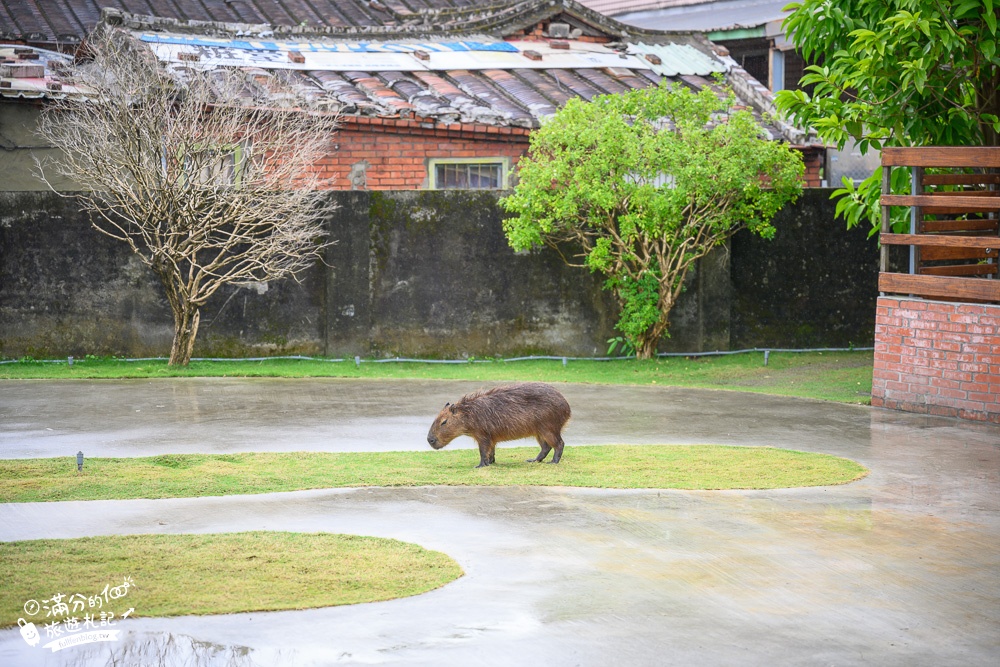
[{"xmin": 1, "ymin": 189, "xmax": 885, "ymax": 360}]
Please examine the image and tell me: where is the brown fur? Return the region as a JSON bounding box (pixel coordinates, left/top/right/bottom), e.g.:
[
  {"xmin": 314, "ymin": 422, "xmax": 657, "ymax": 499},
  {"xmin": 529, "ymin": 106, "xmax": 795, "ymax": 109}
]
[{"xmin": 426, "ymin": 382, "xmax": 571, "ymax": 468}]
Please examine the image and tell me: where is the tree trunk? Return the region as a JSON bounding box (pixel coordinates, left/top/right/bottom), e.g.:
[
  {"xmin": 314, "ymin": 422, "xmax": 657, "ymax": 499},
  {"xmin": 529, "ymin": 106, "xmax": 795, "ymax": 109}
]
[
  {"xmin": 635, "ymin": 336, "xmax": 659, "ymax": 360},
  {"xmin": 634, "ymin": 317, "xmax": 670, "ymax": 360},
  {"xmin": 168, "ymin": 303, "xmax": 200, "ymax": 366},
  {"xmin": 157, "ymin": 267, "xmax": 202, "ymax": 366}
]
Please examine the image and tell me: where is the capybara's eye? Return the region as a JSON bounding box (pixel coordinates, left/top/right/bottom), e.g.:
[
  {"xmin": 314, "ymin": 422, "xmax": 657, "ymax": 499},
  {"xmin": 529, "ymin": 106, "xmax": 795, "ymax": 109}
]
[{"xmin": 441, "ymin": 419, "xmax": 448, "ymax": 426}]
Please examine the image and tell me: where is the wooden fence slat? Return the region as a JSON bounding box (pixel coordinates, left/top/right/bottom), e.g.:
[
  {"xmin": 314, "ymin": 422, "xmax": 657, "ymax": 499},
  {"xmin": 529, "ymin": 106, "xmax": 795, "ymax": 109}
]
[
  {"xmin": 920, "ymin": 247, "xmax": 996, "ymax": 261},
  {"xmin": 917, "ymin": 190, "xmax": 1000, "ymax": 197},
  {"xmin": 921, "ymin": 173, "xmax": 1000, "ymax": 186},
  {"xmin": 920, "ymin": 219, "xmax": 999, "ymax": 233},
  {"xmin": 880, "ymin": 234, "xmax": 1000, "ymax": 248},
  {"xmin": 920, "ymin": 264, "xmax": 999, "ymax": 277},
  {"xmin": 878, "ymin": 272, "xmax": 1000, "ymax": 301},
  {"xmin": 879, "ymin": 147, "xmax": 1000, "ymax": 303},
  {"xmin": 922, "ymin": 206, "xmax": 1000, "ymax": 215},
  {"xmin": 881, "ymin": 194, "xmax": 1000, "ymax": 210},
  {"xmin": 882, "ymin": 146, "xmax": 1000, "ymax": 167}
]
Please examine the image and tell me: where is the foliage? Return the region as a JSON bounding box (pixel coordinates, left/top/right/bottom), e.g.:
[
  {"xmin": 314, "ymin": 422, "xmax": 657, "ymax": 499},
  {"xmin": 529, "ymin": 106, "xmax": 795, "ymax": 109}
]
[
  {"xmin": 776, "ymin": 0, "xmax": 1000, "ymax": 233},
  {"xmin": 500, "ymin": 82, "xmax": 803, "ymax": 357},
  {"xmin": 35, "ymin": 27, "xmax": 339, "ymax": 365},
  {"xmin": 0, "ymin": 446, "xmax": 869, "ymax": 504},
  {"xmin": 606, "ymin": 336, "xmax": 636, "ymax": 357}
]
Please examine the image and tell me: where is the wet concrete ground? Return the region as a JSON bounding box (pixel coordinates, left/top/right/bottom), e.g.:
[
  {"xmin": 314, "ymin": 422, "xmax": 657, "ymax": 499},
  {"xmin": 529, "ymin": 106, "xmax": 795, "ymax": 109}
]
[{"xmin": 1, "ymin": 379, "xmax": 998, "ymax": 666}]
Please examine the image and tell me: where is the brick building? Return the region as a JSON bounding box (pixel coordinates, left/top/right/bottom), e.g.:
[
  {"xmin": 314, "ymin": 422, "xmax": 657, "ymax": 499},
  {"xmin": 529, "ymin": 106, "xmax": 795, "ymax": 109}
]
[{"xmin": 0, "ymin": 0, "xmax": 823, "ymax": 191}]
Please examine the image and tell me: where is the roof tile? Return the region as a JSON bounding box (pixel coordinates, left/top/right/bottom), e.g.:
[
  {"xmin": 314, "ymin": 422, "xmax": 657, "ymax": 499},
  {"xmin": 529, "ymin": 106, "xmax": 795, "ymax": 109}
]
[{"xmin": 0, "ymin": 2, "xmax": 810, "ymax": 143}]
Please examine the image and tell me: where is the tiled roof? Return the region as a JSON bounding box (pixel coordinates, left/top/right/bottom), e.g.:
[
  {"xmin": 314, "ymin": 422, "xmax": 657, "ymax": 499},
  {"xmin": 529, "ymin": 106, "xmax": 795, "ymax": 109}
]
[
  {"xmin": 0, "ymin": 2, "xmax": 813, "ymax": 143},
  {"xmin": 0, "ymin": 1, "xmax": 685, "ymax": 46}
]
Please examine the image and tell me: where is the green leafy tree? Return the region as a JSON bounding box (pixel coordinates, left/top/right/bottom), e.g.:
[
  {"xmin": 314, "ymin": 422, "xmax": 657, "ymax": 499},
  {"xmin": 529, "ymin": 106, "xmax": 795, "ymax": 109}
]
[
  {"xmin": 500, "ymin": 83, "xmax": 804, "ymax": 359},
  {"xmin": 776, "ymin": 0, "xmax": 1000, "ymax": 233}
]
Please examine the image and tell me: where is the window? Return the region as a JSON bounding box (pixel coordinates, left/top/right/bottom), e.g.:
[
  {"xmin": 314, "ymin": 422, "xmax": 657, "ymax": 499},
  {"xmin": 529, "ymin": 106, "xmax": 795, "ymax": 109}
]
[
  {"xmin": 429, "ymin": 158, "xmax": 508, "ymax": 190},
  {"xmin": 180, "ymin": 144, "xmax": 246, "ymax": 187}
]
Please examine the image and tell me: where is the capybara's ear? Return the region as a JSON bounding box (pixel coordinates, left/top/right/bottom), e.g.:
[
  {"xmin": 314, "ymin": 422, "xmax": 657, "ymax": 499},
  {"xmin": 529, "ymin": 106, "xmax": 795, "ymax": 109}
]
[{"xmin": 445, "ymin": 402, "xmax": 451, "ymax": 407}]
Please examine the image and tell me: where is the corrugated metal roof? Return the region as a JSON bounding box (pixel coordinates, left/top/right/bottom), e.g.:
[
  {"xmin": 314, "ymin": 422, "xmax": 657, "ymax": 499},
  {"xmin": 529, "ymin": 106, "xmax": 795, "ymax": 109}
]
[
  {"xmin": 137, "ymin": 34, "xmax": 521, "ymax": 54},
  {"xmin": 614, "ymin": 0, "xmax": 790, "ymax": 33},
  {"xmin": 140, "ymin": 33, "xmax": 717, "ymax": 75},
  {"xmin": 578, "ymin": 1, "xmax": 702, "ymax": 15},
  {"xmin": 0, "ymin": 45, "xmax": 82, "ymax": 99},
  {"xmin": 628, "ymin": 42, "xmax": 724, "ymax": 77}
]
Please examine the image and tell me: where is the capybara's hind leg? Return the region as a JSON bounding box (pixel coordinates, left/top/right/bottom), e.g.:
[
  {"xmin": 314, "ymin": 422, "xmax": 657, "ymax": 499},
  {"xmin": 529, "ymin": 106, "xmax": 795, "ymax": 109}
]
[
  {"xmin": 488, "ymin": 442, "xmax": 496, "ymax": 465},
  {"xmin": 529, "ymin": 436, "xmax": 552, "ymax": 462},
  {"xmin": 549, "ymin": 434, "xmax": 565, "ymax": 464}
]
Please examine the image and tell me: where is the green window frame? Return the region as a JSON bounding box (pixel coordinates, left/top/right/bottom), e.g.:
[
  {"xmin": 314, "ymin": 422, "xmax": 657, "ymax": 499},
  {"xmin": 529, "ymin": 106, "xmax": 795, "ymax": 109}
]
[{"xmin": 428, "ymin": 157, "xmax": 509, "ymax": 190}]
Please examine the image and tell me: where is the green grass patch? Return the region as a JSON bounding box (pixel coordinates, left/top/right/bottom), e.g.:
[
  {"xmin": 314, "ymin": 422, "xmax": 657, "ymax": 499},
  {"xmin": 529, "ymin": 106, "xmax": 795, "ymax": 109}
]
[
  {"xmin": 0, "ymin": 446, "xmax": 868, "ymax": 503},
  {"xmin": 0, "ymin": 532, "xmax": 462, "ymax": 628},
  {"xmin": 0, "ymin": 351, "xmax": 874, "ymax": 403}
]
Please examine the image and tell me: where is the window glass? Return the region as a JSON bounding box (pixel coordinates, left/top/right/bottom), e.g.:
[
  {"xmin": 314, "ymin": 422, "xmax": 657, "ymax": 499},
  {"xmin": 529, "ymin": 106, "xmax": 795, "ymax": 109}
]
[{"xmin": 433, "ymin": 161, "xmax": 503, "ymax": 190}]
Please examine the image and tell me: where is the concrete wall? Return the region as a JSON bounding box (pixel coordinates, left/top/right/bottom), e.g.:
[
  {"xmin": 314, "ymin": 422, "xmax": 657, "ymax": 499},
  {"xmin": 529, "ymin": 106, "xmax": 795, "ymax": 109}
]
[
  {"xmin": 327, "ymin": 190, "xmax": 618, "ymax": 357},
  {"xmin": 730, "ymin": 188, "xmax": 890, "ymax": 349},
  {"xmin": 1, "ymin": 189, "xmax": 883, "ymax": 360},
  {"xmin": 0, "ymin": 103, "xmax": 82, "ymax": 191},
  {"xmin": 872, "ymin": 297, "xmax": 1000, "ymax": 423}
]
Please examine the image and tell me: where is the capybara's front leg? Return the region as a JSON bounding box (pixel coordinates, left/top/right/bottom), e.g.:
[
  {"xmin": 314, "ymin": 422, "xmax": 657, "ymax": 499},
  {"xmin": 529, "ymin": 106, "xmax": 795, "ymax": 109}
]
[{"xmin": 476, "ymin": 438, "xmax": 493, "ymax": 468}]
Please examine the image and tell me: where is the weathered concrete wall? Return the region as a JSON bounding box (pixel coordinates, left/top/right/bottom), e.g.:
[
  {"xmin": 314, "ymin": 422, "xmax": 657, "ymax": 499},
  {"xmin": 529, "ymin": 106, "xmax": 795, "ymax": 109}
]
[
  {"xmin": 730, "ymin": 188, "xmax": 887, "ymax": 349},
  {"xmin": 329, "ymin": 190, "xmax": 617, "ymax": 358},
  {"xmin": 0, "ymin": 192, "xmax": 323, "ymax": 358},
  {"xmin": 0, "ymin": 103, "xmax": 82, "ymax": 191},
  {"xmin": 320, "ymin": 190, "xmax": 618, "ymax": 357},
  {"xmin": 1, "ymin": 189, "xmax": 883, "ymax": 359}
]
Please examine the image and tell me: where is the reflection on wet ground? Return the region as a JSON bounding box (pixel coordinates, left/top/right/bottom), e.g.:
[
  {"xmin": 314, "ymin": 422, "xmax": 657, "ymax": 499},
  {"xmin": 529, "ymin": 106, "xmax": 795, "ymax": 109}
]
[{"xmin": 0, "ymin": 380, "xmax": 997, "ymax": 666}]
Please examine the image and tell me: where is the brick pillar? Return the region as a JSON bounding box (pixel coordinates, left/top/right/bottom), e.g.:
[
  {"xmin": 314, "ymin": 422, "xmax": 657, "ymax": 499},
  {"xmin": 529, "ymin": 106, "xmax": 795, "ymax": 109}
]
[{"xmin": 872, "ymin": 297, "xmax": 1000, "ymax": 423}]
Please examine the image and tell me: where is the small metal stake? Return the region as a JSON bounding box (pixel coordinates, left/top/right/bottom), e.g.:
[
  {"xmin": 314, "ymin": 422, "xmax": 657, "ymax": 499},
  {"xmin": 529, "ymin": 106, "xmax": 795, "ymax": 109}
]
[
  {"xmin": 354, "ymin": 355, "xmax": 360, "ymax": 367},
  {"xmin": 764, "ymin": 350, "xmax": 770, "ymax": 366},
  {"xmin": 67, "ymin": 356, "xmax": 74, "ymax": 366},
  {"xmin": 76, "ymin": 451, "xmax": 84, "ymax": 474}
]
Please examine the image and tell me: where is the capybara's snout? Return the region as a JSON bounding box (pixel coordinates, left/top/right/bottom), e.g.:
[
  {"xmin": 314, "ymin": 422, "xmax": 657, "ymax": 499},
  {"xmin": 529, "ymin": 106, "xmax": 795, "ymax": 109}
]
[{"xmin": 427, "ymin": 433, "xmax": 443, "ymax": 449}]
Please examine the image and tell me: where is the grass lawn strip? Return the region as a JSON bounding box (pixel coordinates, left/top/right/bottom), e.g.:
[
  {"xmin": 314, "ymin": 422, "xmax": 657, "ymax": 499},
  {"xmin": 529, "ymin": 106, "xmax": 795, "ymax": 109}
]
[
  {"xmin": 0, "ymin": 446, "xmax": 869, "ymax": 503},
  {"xmin": 0, "ymin": 532, "xmax": 463, "ymax": 628},
  {"xmin": 0, "ymin": 351, "xmax": 874, "ymax": 404}
]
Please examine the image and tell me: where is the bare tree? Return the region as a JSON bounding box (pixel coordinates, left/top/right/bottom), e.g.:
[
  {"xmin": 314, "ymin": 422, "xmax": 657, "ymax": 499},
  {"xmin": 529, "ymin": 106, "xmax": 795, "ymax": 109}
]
[{"xmin": 36, "ymin": 28, "xmax": 339, "ymax": 365}]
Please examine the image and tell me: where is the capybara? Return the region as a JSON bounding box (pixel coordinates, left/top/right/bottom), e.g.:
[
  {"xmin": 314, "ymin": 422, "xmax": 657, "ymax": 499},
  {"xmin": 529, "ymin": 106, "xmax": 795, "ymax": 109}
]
[{"xmin": 426, "ymin": 382, "xmax": 571, "ymax": 468}]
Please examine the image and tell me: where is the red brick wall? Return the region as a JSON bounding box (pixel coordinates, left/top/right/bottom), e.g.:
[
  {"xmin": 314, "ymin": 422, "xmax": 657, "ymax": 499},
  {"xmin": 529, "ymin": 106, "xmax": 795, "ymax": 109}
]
[
  {"xmin": 310, "ymin": 115, "xmax": 824, "ymax": 191},
  {"xmin": 872, "ymin": 297, "xmax": 1000, "ymax": 423},
  {"xmin": 314, "ymin": 116, "xmax": 530, "ymax": 190},
  {"xmin": 798, "ymin": 146, "xmax": 824, "ymax": 188}
]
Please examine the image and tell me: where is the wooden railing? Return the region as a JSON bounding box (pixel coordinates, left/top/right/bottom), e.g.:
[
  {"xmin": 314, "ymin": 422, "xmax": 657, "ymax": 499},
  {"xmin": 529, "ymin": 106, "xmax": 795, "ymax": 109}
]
[{"xmin": 879, "ymin": 146, "xmax": 1000, "ymax": 303}]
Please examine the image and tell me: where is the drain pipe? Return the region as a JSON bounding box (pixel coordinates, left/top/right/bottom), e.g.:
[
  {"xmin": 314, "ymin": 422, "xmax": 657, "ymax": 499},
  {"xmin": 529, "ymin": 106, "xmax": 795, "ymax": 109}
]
[{"xmin": 1, "ymin": 347, "xmax": 873, "ymax": 365}]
